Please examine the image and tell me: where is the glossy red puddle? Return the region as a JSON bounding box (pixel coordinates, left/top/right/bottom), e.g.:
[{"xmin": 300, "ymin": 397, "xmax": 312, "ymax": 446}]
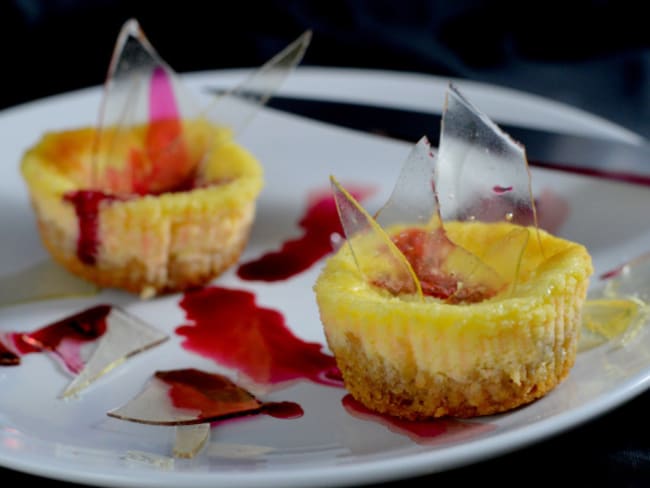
[
  {"xmin": 342, "ymin": 394, "xmax": 495, "ymax": 444},
  {"xmin": 175, "ymin": 286, "xmax": 343, "ymax": 389},
  {"xmin": 154, "ymin": 368, "xmax": 303, "ymax": 424},
  {"xmin": 0, "ymin": 340, "xmax": 20, "ymax": 366},
  {"xmin": 208, "ymin": 401, "xmax": 305, "ymax": 429},
  {"xmin": 0, "ymin": 304, "xmax": 110, "ymax": 372},
  {"xmin": 237, "ymin": 185, "xmax": 375, "ymax": 281}
]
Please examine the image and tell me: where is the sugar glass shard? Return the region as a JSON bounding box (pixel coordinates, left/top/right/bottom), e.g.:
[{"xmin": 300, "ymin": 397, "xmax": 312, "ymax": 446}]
[
  {"xmin": 92, "ymin": 19, "xmax": 200, "ymax": 195},
  {"xmin": 579, "ymin": 253, "xmax": 650, "ymax": 350},
  {"xmin": 374, "ymin": 137, "xmax": 439, "ymax": 228},
  {"xmin": 434, "ymin": 84, "xmax": 540, "ymax": 294},
  {"xmin": 91, "ymin": 22, "xmax": 310, "ymax": 196},
  {"xmin": 331, "ymin": 176, "xmax": 422, "ymax": 298},
  {"xmin": 435, "ymin": 83, "xmax": 538, "ymax": 228},
  {"xmin": 598, "ymin": 252, "xmax": 650, "ymax": 302},
  {"xmin": 107, "ymin": 369, "xmax": 262, "ymax": 425},
  {"xmin": 374, "ymin": 137, "xmax": 506, "ymax": 302},
  {"xmin": 17, "ymin": 305, "xmax": 112, "ymax": 374},
  {"xmin": 203, "ymin": 30, "xmax": 312, "ymax": 141},
  {"xmin": 61, "ymin": 307, "xmax": 169, "ymax": 398},
  {"xmin": 579, "ymin": 298, "xmax": 646, "ymax": 351},
  {"xmin": 174, "ymin": 424, "xmax": 211, "ymax": 459},
  {"xmin": 0, "ymin": 259, "xmax": 98, "ymax": 308}
]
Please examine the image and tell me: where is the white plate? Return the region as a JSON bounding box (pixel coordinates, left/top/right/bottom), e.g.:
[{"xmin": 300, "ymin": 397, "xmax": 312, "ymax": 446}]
[{"xmin": 1, "ymin": 68, "xmax": 650, "ymax": 488}]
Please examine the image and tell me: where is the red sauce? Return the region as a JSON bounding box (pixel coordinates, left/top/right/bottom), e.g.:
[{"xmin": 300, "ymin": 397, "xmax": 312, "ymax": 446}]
[
  {"xmin": 156, "ymin": 368, "xmax": 263, "ymax": 421},
  {"xmin": 63, "ymin": 178, "xmax": 208, "ymax": 266},
  {"xmin": 237, "ymin": 186, "xmax": 375, "ymax": 281},
  {"xmin": 261, "ymin": 401, "xmax": 304, "ymax": 419},
  {"xmin": 492, "ymin": 185, "xmax": 513, "ymax": 194},
  {"xmin": 342, "ymin": 394, "xmax": 494, "ymax": 444},
  {"xmin": 175, "ymin": 286, "xmax": 343, "ymax": 389},
  {"xmin": 64, "ymin": 191, "xmax": 118, "ymax": 265},
  {"xmin": 209, "ymin": 400, "xmax": 305, "ymax": 428},
  {"xmin": 1, "ymin": 304, "xmax": 110, "ymax": 373},
  {"xmin": 390, "ymin": 228, "xmax": 494, "ymax": 303},
  {"xmin": 155, "ymin": 368, "xmax": 303, "ymax": 424},
  {"xmin": 0, "ymin": 339, "xmax": 20, "ymax": 366},
  {"xmin": 390, "ymin": 227, "xmax": 458, "ymax": 299}
]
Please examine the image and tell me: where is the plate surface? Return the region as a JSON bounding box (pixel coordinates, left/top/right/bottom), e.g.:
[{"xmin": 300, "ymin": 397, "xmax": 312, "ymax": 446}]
[{"xmin": 1, "ymin": 68, "xmax": 650, "ymax": 488}]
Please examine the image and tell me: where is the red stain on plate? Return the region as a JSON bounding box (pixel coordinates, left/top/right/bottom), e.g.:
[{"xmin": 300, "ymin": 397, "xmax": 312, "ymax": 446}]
[
  {"xmin": 237, "ymin": 185, "xmax": 375, "ymax": 281},
  {"xmin": 175, "ymin": 286, "xmax": 343, "ymax": 389}
]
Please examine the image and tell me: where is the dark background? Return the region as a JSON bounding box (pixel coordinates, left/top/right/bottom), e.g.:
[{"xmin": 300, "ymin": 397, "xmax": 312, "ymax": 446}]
[
  {"xmin": 1, "ymin": 0, "xmax": 650, "ymax": 137},
  {"xmin": 2, "ymin": 1, "xmax": 650, "ymax": 487}
]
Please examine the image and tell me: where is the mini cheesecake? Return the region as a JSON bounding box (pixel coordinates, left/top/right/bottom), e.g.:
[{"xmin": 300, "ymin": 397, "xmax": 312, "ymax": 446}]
[
  {"xmin": 21, "ymin": 119, "xmax": 263, "ymax": 297},
  {"xmin": 314, "ymin": 221, "xmax": 593, "ymax": 419}
]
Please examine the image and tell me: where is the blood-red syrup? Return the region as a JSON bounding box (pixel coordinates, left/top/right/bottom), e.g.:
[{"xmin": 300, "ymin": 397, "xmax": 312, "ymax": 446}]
[
  {"xmin": 0, "ymin": 339, "xmax": 20, "ymax": 366},
  {"xmin": 154, "ymin": 368, "xmax": 304, "ymax": 423},
  {"xmin": 1, "ymin": 304, "xmax": 110, "ymax": 372},
  {"xmin": 64, "ymin": 191, "xmax": 118, "ymax": 265},
  {"xmin": 175, "ymin": 286, "xmax": 343, "ymax": 389},
  {"xmin": 237, "ymin": 186, "xmax": 375, "ymax": 281},
  {"xmin": 342, "ymin": 394, "xmax": 495, "ymax": 444}
]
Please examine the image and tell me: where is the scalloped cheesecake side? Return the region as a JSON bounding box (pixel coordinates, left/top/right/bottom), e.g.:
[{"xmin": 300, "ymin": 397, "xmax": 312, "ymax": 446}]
[{"xmin": 314, "ymin": 221, "xmax": 593, "ymax": 419}]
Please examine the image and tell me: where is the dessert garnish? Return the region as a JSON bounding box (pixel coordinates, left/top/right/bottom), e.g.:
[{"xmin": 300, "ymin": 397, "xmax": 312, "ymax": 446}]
[
  {"xmin": 0, "ymin": 305, "xmax": 168, "ymax": 398},
  {"xmin": 90, "ymin": 18, "xmax": 311, "ymax": 196},
  {"xmin": 331, "ymin": 83, "xmax": 536, "ymax": 302},
  {"xmin": 579, "ymin": 252, "xmax": 650, "ymax": 350},
  {"xmin": 107, "ymin": 368, "xmax": 302, "ymax": 458}
]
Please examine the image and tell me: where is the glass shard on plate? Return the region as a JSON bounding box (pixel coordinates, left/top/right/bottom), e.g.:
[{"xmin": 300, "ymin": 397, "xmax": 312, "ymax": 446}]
[
  {"xmin": 61, "ymin": 306, "xmax": 168, "ymax": 398},
  {"xmin": 579, "ymin": 253, "xmax": 650, "ymax": 350},
  {"xmin": 173, "ymin": 424, "xmax": 211, "ymax": 459},
  {"xmin": 107, "ymin": 368, "xmax": 262, "ymax": 425}
]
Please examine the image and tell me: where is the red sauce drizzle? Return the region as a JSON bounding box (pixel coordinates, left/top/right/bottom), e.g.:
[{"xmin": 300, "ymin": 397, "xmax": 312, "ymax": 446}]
[
  {"xmin": 390, "ymin": 228, "xmax": 495, "ymax": 303},
  {"xmin": 176, "ymin": 286, "xmax": 343, "ymax": 389},
  {"xmin": 237, "ymin": 186, "xmax": 375, "ymax": 281},
  {"xmin": 2, "ymin": 305, "xmax": 110, "ymax": 373},
  {"xmin": 155, "ymin": 368, "xmax": 303, "ymax": 424},
  {"xmin": 492, "ymin": 185, "xmax": 513, "ymax": 194},
  {"xmin": 342, "ymin": 394, "xmax": 495, "ymax": 444},
  {"xmin": 210, "ymin": 401, "xmax": 304, "ymax": 428},
  {"xmin": 156, "ymin": 368, "xmax": 263, "ymax": 421},
  {"xmin": 261, "ymin": 401, "xmax": 304, "ymax": 419},
  {"xmin": 0, "ymin": 339, "xmax": 20, "ymax": 366},
  {"xmin": 64, "ymin": 191, "xmax": 118, "ymax": 265}
]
